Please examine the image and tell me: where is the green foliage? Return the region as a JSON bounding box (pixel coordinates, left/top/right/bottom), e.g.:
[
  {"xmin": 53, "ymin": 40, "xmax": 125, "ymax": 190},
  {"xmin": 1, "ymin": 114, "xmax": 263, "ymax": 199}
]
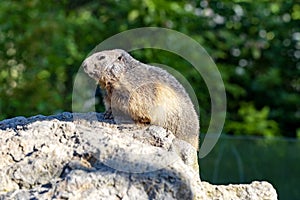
[
  {"xmin": 225, "ymin": 103, "xmax": 279, "ymax": 137},
  {"xmin": 0, "ymin": 0, "xmax": 299, "ymax": 137},
  {"xmin": 297, "ymin": 128, "xmax": 300, "ymax": 139}
]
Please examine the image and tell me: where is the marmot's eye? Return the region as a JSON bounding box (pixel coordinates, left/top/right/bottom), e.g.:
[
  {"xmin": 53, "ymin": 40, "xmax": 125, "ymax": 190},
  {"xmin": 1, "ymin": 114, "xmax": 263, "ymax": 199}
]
[{"xmin": 117, "ymin": 55, "xmax": 122, "ymax": 61}]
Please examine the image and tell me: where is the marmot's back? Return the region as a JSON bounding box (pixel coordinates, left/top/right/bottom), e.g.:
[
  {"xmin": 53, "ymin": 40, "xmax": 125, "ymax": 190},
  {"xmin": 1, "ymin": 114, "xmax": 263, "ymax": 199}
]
[
  {"xmin": 82, "ymin": 49, "xmax": 199, "ymax": 150},
  {"xmin": 117, "ymin": 63, "xmax": 199, "ymax": 149}
]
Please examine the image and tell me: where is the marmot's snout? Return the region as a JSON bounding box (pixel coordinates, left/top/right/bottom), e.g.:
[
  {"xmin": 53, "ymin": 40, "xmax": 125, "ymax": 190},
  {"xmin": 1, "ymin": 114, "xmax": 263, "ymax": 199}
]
[
  {"xmin": 82, "ymin": 61, "xmax": 88, "ymax": 71},
  {"xmin": 82, "ymin": 60, "xmax": 100, "ymax": 81}
]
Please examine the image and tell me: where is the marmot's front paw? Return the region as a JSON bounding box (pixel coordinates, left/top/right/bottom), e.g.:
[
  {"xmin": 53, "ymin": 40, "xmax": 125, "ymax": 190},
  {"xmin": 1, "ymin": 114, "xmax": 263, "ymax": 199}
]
[{"xmin": 104, "ymin": 110, "xmax": 113, "ymax": 119}]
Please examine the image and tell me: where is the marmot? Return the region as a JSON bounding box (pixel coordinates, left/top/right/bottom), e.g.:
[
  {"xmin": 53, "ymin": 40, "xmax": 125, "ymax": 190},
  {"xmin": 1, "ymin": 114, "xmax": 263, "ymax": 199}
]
[{"xmin": 82, "ymin": 49, "xmax": 199, "ymax": 150}]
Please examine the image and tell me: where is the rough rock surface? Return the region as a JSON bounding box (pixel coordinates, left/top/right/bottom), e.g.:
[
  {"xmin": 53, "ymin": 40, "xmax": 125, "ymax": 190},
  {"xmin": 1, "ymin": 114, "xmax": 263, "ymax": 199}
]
[{"xmin": 0, "ymin": 112, "xmax": 278, "ymax": 200}]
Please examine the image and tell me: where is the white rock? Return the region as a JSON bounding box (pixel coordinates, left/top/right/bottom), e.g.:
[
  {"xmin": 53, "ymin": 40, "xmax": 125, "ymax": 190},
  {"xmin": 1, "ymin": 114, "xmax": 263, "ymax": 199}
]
[{"xmin": 0, "ymin": 113, "xmax": 278, "ymax": 200}]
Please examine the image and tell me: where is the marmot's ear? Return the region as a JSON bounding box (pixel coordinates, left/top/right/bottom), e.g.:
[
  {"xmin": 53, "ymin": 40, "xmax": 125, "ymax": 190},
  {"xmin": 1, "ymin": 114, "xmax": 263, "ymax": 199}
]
[{"xmin": 117, "ymin": 52, "xmax": 128, "ymax": 63}]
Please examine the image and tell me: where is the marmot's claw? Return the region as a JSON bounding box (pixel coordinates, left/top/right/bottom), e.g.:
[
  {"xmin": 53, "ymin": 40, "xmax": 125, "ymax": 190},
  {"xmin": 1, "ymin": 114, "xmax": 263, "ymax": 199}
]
[{"xmin": 104, "ymin": 111, "xmax": 113, "ymax": 119}]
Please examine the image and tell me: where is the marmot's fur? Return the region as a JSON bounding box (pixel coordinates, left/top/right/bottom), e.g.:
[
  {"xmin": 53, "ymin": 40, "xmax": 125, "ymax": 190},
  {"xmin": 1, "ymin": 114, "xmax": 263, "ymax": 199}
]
[{"xmin": 82, "ymin": 49, "xmax": 199, "ymax": 150}]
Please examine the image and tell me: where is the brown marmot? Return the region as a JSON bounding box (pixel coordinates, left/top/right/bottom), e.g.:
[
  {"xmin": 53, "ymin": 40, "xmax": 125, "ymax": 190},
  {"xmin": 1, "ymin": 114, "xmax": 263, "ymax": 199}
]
[{"xmin": 82, "ymin": 49, "xmax": 199, "ymax": 150}]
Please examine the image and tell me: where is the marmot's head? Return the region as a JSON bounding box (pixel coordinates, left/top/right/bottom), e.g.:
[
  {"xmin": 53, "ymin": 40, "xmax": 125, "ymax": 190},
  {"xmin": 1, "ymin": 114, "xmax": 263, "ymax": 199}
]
[{"xmin": 82, "ymin": 49, "xmax": 132, "ymax": 87}]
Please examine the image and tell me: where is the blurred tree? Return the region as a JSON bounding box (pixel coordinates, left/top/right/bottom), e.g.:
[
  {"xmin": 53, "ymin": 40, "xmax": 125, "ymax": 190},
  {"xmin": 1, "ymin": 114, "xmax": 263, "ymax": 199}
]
[
  {"xmin": 0, "ymin": 0, "xmax": 299, "ymax": 137},
  {"xmin": 225, "ymin": 102, "xmax": 279, "ymax": 137}
]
